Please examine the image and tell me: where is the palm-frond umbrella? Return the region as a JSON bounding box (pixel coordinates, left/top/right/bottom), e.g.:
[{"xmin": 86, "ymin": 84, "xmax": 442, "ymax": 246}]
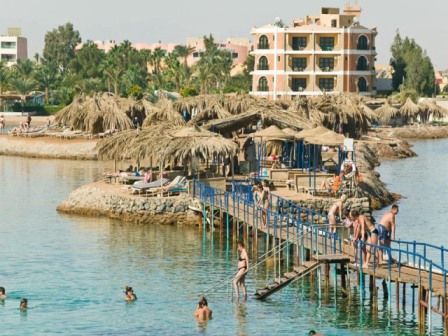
[
  {"xmin": 376, "ymin": 101, "xmax": 399, "ymax": 125},
  {"xmin": 142, "ymin": 97, "xmax": 185, "ymax": 127},
  {"xmin": 399, "ymin": 97, "xmax": 420, "ymax": 122}
]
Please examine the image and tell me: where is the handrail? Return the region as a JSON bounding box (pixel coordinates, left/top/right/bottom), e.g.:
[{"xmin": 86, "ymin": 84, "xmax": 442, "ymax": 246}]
[{"xmin": 193, "ymin": 180, "xmax": 448, "ymax": 298}]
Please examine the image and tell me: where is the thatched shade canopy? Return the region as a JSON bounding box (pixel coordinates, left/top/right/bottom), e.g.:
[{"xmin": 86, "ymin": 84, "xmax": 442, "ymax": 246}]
[
  {"xmin": 163, "ymin": 125, "xmax": 239, "ymax": 163},
  {"xmin": 418, "ymin": 100, "xmax": 448, "ymax": 122},
  {"xmin": 142, "ymin": 97, "xmax": 185, "ymax": 127},
  {"xmin": 97, "ymin": 124, "xmax": 238, "ymax": 165},
  {"xmin": 399, "ymin": 97, "xmax": 420, "ymax": 120},
  {"xmin": 296, "ymin": 126, "xmax": 331, "ymax": 139},
  {"xmin": 253, "ymin": 125, "xmax": 294, "ymax": 141},
  {"xmin": 55, "ymin": 93, "xmax": 142, "ymax": 134},
  {"xmin": 375, "ymin": 101, "xmax": 399, "ymax": 125},
  {"xmin": 305, "ymin": 130, "xmax": 345, "ymax": 146}
]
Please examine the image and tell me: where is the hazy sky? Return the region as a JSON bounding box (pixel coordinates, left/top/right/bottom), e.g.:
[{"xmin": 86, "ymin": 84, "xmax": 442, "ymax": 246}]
[{"xmin": 1, "ymin": 0, "xmax": 447, "ymax": 68}]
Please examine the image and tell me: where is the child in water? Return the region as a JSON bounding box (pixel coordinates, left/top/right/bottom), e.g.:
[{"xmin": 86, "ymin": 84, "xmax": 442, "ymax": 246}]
[
  {"xmin": 0, "ymin": 287, "xmax": 6, "ymax": 300},
  {"xmin": 20, "ymin": 298, "xmax": 28, "ymax": 311}
]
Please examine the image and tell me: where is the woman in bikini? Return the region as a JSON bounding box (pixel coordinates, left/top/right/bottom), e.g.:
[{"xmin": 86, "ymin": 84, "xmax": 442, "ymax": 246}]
[
  {"xmin": 232, "ymin": 241, "xmax": 249, "ymax": 300},
  {"xmin": 359, "ymin": 214, "xmax": 379, "ymax": 269}
]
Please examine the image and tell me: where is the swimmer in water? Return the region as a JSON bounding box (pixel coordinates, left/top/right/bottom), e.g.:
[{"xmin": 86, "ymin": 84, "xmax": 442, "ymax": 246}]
[
  {"xmin": 124, "ymin": 286, "xmax": 137, "ymax": 302},
  {"xmin": 20, "ymin": 298, "xmax": 28, "ymax": 311},
  {"xmin": 194, "ymin": 296, "xmax": 213, "ymax": 321},
  {"xmin": 0, "ymin": 287, "xmax": 6, "ymax": 300}
]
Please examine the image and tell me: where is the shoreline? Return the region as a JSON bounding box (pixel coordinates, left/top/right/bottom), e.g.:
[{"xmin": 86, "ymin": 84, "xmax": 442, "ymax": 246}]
[{"xmin": 0, "ymin": 135, "xmax": 98, "ymax": 160}]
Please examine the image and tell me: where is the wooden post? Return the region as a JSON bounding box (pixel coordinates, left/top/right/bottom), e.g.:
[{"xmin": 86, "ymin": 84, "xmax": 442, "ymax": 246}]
[
  {"xmin": 396, "ymin": 281, "xmax": 400, "ymax": 311},
  {"xmin": 402, "ymin": 283, "xmax": 406, "ymax": 308},
  {"xmin": 341, "ymin": 263, "xmax": 347, "ymax": 290}
]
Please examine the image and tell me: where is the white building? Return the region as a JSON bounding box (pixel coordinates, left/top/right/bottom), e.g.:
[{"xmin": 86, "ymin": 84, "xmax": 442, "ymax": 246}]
[{"xmin": 0, "ymin": 28, "xmax": 28, "ymax": 66}]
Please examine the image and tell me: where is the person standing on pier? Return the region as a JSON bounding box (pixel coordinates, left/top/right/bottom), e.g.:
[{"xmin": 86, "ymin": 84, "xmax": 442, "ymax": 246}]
[
  {"xmin": 328, "ymin": 194, "xmax": 348, "ymax": 234},
  {"xmin": 378, "ymin": 204, "xmax": 399, "ymax": 262},
  {"xmin": 233, "ymin": 241, "xmax": 249, "ymax": 300}
]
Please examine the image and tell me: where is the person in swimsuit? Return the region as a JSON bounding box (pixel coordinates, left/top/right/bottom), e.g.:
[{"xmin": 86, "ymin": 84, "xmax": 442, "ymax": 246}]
[
  {"xmin": 232, "ymin": 241, "xmax": 249, "ymax": 300},
  {"xmin": 0, "ymin": 287, "xmax": 6, "ymax": 300},
  {"xmin": 351, "ymin": 211, "xmax": 379, "ymax": 268},
  {"xmin": 0, "ymin": 115, "xmax": 5, "ymax": 133},
  {"xmin": 260, "ymin": 181, "xmax": 271, "ymax": 228},
  {"xmin": 20, "ymin": 298, "xmax": 28, "ymax": 311},
  {"xmin": 328, "ymin": 194, "xmax": 348, "ymax": 234},
  {"xmin": 124, "ymin": 286, "xmax": 137, "ymax": 302},
  {"xmin": 194, "ymin": 296, "xmax": 213, "ymax": 321},
  {"xmin": 378, "ymin": 204, "xmax": 399, "ymax": 262}
]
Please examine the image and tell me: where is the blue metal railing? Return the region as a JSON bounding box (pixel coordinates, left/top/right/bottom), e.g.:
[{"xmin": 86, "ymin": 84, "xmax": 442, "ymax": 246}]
[{"xmin": 193, "ymin": 180, "xmax": 448, "ymax": 299}]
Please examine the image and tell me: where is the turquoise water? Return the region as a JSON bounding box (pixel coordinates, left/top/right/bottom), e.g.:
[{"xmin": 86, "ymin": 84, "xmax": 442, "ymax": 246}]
[{"xmin": 0, "ymin": 147, "xmax": 446, "ymax": 335}]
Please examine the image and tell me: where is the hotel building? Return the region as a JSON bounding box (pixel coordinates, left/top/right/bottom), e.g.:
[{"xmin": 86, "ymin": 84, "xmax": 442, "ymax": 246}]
[
  {"xmin": 0, "ymin": 27, "xmax": 28, "ymax": 66},
  {"xmin": 250, "ymin": 5, "xmax": 377, "ymax": 99}
]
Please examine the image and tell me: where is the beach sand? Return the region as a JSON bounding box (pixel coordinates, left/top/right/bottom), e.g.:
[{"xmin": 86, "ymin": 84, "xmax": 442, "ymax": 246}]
[{"xmin": 0, "ymin": 115, "xmax": 55, "ymax": 128}]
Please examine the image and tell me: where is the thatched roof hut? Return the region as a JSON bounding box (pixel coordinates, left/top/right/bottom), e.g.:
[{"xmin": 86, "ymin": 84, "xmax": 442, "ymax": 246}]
[
  {"xmin": 253, "ymin": 125, "xmax": 294, "ymax": 141},
  {"xmin": 305, "ymin": 130, "xmax": 345, "ymax": 146},
  {"xmin": 55, "ymin": 93, "xmax": 144, "ymax": 134},
  {"xmin": 142, "ymin": 97, "xmax": 185, "ymax": 127},
  {"xmin": 97, "ymin": 124, "xmax": 238, "ymax": 165},
  {"xmin": 399, "ymin": 97, "xmax": 420, "ymax": 121},
  {"xmin": 418, "ymin": 100, "xmax": 448, "ymax": 122},
  {"xmin": 296, "ymin": 126, "xmax": 331, "ymax": 140},
  {"xmin": 375, "ymin": 101, "xmax": 399, "ymax": 125}
]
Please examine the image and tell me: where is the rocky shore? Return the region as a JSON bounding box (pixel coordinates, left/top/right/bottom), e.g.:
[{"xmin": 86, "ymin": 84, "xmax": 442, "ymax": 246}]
[
  {"xmin": 373, "ymin": 125, "xmax": 448, "ymax": 140},
  {"xmin": 0, "ymin": 135, "xmax": 97, "ymax": 160},
  {"xmin": 57, "ymin": 181, "xmax": 200, "ymax": 225}
]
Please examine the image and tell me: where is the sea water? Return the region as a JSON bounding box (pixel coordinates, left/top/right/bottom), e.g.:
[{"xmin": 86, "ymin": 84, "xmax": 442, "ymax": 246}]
[{"xmin": 0, "ymin": 142, "xmax": 447, "ymax": 335}]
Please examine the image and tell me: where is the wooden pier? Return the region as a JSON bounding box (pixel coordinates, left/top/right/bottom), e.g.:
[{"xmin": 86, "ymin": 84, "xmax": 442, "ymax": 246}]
[{"xmin": 193, "ymin": 181, "xmax": 448, "ymax": 335}]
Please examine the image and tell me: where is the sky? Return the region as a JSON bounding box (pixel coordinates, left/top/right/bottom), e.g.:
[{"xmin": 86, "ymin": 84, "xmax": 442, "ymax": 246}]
[{"xmin": 1, "ymin": 0, "xmax": 447, "ymax": 69}]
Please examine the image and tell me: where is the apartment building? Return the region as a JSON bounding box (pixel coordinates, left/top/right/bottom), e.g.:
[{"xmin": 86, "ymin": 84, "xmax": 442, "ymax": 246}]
[
  {"xmin": 251, "ymin": 5, "xmax": 377, "ymax": 99},
  {"xmin": 0, "ymin": 27, "xmax": 28, "ymax": 66}
]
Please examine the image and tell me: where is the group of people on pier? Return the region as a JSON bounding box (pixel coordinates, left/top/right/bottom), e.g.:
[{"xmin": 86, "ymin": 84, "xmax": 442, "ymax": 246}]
[{"xmin": 331, "ymin": 194, "xmax": 399, "ymax": 268}]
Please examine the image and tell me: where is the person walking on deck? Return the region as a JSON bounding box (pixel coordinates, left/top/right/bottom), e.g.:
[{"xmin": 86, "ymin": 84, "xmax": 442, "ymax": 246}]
[
  {"xmin": 232, "ymin": 241, "xmax": 249, "ymax": 300},
  {"xmin": 328, "ymin": 194, "xmax": 348, "ymax": 234},
  {"xmin": 378, "ymin": 204, "xmax": 399, "ymax": 262},
  {"xmin": 260, "ymin": 181, "xmax": 271, "ymax": 228}
]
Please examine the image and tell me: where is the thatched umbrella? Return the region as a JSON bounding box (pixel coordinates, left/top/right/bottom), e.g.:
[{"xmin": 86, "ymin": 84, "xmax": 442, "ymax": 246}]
[
  {"xmin": 142, "ymin": 97, "xmax": 185, "ymax": 127},
  {"xmin": 296, "ymin": 126, "xmax": 331, "ymax": 140},
  {"xmin": 253, "ymin": 125, "xmax": 294, "ymax": 157},
  {"xmin": 418, "ymin": 100, "xmax": 448, "ymax": 122},
  {"xmin": 55, "ymin": 93, "xmax": 138, "ymax": 134},
  {"xmin": 163, "ymin": 125, "xmax": 239, "ymax": 164},
  {"xmin": 375, "ymin": 101, "xmax": 399, "ymax": 125},
  {"xmin": 305, "ymin": 130, "xmax": 345, "ymax": 146},
  {"xmin": 399, "ymin": 97, "xmax": 420, "ymax": 122}
]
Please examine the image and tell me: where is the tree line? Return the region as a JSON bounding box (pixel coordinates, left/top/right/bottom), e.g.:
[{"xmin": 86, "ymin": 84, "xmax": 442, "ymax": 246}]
[{"xmin": 0, "ymin": 23, "xmax": 254, "ymax": 106}]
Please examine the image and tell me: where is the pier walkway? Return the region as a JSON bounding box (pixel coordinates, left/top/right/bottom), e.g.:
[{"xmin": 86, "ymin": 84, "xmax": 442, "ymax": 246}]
[{"xmin": 192, "ymin": 181, "xmax": 448, "ymax": 333}]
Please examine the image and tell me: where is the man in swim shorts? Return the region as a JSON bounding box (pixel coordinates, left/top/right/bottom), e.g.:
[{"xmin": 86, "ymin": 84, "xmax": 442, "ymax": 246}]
[{"xmin": 378, "ymin": 205, "xmax": 399, "ymax": 262}]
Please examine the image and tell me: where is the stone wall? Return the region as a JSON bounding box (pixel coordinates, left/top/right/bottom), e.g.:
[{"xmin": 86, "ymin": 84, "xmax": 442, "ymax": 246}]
[{"xmin": 57, "ymin": 182, "xmax": 200, "ymax": 225}]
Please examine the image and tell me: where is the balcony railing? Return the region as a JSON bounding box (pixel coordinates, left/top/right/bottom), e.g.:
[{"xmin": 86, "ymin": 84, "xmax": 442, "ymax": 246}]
[
  {"xmin": 257, "ymin": 86, "xmax": 269, "ymax": 92},
  {"xmin": 257, "ymin": 44, "xmax": 270, "ymax": 50},
  {"xmin": 257, "ymin": 66, "xmax": 269, "ymax": 71},
  {"xmin": 319, "ymin": 45, "xmax": 334, "ymax": 51},
  {"xmin": 291, "ymin": 67, "xmax": 306, "ymax": 72},
  {"xmin": 320, "ymin": 66, "xmax": 335, "ymax": 72},
  {"xmin": 357, "ymin": 44, "xmax": 369, "ymax": 50}
]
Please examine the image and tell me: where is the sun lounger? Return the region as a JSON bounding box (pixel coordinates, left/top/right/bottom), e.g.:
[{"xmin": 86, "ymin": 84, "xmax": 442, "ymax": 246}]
[
  {"xmin": 131, "ymin": 178, "xmax": 169, "ymax": 194},
  {"xmin": 146, "ymin": 176, "xmax": 187, "ymax": 196}
]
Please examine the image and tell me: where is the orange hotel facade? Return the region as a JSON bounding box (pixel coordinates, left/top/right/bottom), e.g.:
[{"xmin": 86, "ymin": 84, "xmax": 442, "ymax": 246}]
[{"xmin": 250, "ymin": 6, "xmax": 377, "ymax": 99}]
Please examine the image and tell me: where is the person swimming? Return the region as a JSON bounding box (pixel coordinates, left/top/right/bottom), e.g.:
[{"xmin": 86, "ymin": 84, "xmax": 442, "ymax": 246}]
[
  {"xmin": 20, "ymin": 298, "xmax": 28, "ymax": 311},
  {"xmin": 124, "ymin": 286, "xmax": 137, "ymax": 301},
  {"xmin": 0, "ymin": 287, "xmax": 6, "ymax": 299}
]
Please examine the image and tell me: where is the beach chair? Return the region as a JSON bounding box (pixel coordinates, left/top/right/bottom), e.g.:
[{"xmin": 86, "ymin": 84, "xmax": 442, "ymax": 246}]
[
  {"xmin": 131, "ymin": 178, "xmax": 169, "ymax": 194},
  {"xmin": 146, "ymin": 176, "xmax": 187, "ymax": 197}
]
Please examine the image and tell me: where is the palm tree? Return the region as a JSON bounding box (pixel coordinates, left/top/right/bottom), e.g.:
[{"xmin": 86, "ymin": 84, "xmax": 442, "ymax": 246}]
[
  {"xmin": 34, "ymin": 62, "xmax": 58, "ymax": 103},
  {"xmin": 0, "ymin": 61, "xmax": 10, "ymax": 95},
  {"xmin": 174, "ymin": 45, "xmax": 195, "ymax": 67},
  {"xmin": 164, "ymin": 52, "xmax": 183, "ymax": 92}
]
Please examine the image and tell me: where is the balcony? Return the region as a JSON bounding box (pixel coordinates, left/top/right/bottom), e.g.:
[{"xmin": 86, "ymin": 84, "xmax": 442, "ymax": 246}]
[
  {"xmin": 257, "ymin": 65, "xmax": 269, "ymax": 71},
  {"xmin": 257, "ymin": 43, "xmax": 269, "ymax": 50},
  {"xmin": 1, "ymin": 42, "xmax": 16, "ymax": 49},
  {"xmin": 257, "ymin": 86, "xmax": 269, "ymax": 92}
]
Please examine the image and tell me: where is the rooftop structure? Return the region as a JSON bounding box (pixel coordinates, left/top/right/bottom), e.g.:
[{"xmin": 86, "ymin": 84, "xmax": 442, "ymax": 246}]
[
  {"xmin": 0, "ymin": 27, "xmax": 28, "ymax": 66},
  {"xmin": 250, "ymin": 5, "xmax": 377, "ymax": 99}
]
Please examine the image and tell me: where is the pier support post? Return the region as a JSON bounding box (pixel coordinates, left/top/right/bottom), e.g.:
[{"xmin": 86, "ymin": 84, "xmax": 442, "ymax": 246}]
[
  {"xmin": 396, "ymin": 281, "xmax": 400, "ymax": 311},
  {"xmin": 341, "ymin": 263, "xmax": 347, "ymax": 290}
]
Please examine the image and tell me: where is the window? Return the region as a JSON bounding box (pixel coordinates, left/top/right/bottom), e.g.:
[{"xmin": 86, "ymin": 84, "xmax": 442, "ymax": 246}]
[
  {"xmin": 193, "ymin": 52, "xmax": 199, "ymax": 58},
  {"xmin": 1, "ymin": 54, "xmax": 16, "ymax": 61},
  {"xmin": 291, "ymin": 36, "xmax": 307, "ymax": 50},
  {"xmin": 258, "ymin": 77, "xmax": 269, "ymax": 91},
  {"xmin": 319, "ymin": 37, "xmax": 335, "ymax": 51},
  {"xmin": 356, "ymin": 56, "xmax": 368, "ymax": 71},
  {"xmin": 292, "ymin": 78, "xmax": 307, "ymax": 92},
  {"xmin": 319, "ymin": 57, "xmax": 334, "ymax": 71},
  {"xmin": 232, "ymin": 52, "xmax": 238, "ymax": 59},
  {"xmin": 331, "ymin": 19, "xmax": 337, "ymax": 28},
  {"xmin": 291, "ymin": 58, "xmax": 307, "ymax": 71},
  {"xmin": 1, "ymin": 41, "xmax": 16, "ymax": 49},
  {"xmin": 357, "ymin": 36, "xmax": 368, "ymax": 50},
  {"xmin": 258, "ymin": 35, "xmax": 269, "ymax": 49},
  {"xmin": 319, "ymin": 78, "xmax": 334, "ymax": 91},
  {"xmin": 358, "ymin": 77, "xmax": 368, "ymax": 92},
  {"xmin": 258, "ymin": 56, "xmax": 269, "ymax": 70}
]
